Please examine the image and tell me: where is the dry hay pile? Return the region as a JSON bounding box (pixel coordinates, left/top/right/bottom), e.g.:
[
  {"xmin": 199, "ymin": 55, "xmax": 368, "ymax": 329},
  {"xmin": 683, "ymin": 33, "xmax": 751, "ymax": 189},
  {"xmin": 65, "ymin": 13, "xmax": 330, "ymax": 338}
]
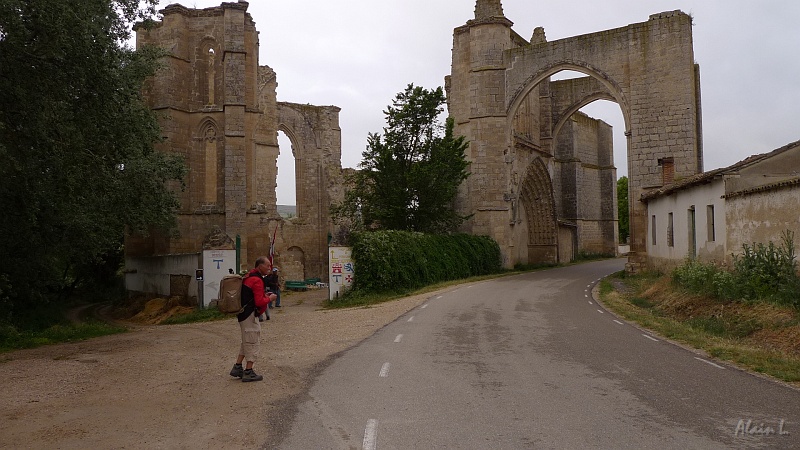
[{"xmin": 130, "ymin": 297, "xmax": 196, "ymax": 325}]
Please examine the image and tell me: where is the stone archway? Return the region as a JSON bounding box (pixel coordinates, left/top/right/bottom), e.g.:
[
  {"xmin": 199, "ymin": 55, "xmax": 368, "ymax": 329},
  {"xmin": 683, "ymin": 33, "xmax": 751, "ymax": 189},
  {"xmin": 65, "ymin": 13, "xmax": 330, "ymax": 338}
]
[
  {"xmin": 518, "ymin": 158, "xmax": 558, "ymax": 263},
  {"xmin": 448, "ymin": 1, "xmax": 702, "ymax": 270},
  {"xmin": 127, "ymin": 2, "xmax": 347, "ymax": 301}
]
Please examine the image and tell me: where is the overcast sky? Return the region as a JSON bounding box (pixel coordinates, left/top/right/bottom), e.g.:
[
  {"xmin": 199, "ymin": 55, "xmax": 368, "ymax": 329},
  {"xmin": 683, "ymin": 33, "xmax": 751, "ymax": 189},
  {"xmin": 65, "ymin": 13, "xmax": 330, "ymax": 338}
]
[{"xmin": 149, "ymin": 1, "xmax": 800, "ymax": 205}]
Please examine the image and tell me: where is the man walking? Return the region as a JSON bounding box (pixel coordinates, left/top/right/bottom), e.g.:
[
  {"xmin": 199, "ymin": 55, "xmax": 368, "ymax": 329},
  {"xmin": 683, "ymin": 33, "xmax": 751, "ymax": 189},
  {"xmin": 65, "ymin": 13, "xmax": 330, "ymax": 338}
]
[
  {"xmin": 265, "ymin": 267, "xmax": 281, "ymax": 308},
  {"xmin": 230, "ymin": 256, "xmax": 275, "ymax": 382}
]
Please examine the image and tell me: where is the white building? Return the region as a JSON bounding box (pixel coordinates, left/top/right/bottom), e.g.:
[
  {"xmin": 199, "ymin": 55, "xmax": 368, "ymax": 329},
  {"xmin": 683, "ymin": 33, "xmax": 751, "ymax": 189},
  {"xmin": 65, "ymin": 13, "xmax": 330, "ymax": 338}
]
[{"xmin": 641, "ymin": 140, "xmax": 800, "ymax": 272}]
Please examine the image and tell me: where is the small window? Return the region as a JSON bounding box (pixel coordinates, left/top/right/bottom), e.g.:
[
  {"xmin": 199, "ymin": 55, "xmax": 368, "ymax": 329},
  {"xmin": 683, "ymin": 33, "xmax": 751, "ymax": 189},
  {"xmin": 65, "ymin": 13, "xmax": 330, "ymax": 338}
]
[
  {"xmin": 651, "ymin": 215, "xmax": 657, "ymax": 246},
  {"xmin": 707, "ymin": 205, "xmax": 715, "ymax": 242},
  {"xmin": 667, "ymin": 213, "xmax": 674, "ymax": 247}
]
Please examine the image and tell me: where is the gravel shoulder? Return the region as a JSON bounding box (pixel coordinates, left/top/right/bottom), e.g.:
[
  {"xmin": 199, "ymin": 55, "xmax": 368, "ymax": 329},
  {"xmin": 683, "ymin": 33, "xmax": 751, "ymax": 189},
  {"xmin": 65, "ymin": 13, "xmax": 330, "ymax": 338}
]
[{"xmin": 0, "ymin": 288, "xmax": 434, "ymax": 449}]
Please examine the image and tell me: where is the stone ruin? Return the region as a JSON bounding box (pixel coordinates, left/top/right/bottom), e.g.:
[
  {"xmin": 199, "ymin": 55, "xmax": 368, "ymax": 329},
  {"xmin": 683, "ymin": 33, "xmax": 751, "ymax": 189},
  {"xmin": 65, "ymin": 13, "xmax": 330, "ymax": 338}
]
[
  {"xmin": 124, "ymin": 0, "xmax": 703, "ymax": 299},
  {"xmin": 125, "ymin": 1, "xmax": 345, "ymax": 297},
  {"xmin": 448, "ymin": 0, "xmax": 702, "ymax": 270}
]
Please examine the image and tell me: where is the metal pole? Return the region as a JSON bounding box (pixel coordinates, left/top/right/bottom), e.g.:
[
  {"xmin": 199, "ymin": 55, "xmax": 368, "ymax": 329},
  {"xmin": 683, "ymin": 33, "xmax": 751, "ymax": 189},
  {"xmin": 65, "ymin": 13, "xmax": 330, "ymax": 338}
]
[{"xmin": 236, "ymin": 234, "xmax": 241, "ymax": 274}]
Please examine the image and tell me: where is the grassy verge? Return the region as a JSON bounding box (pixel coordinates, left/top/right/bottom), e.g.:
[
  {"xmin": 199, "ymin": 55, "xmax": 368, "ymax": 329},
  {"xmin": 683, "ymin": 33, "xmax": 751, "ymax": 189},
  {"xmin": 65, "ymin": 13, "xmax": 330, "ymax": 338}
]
[
  {"xmin": 0, "ymin": 321, "xmax": 127, "ymax": 354},
  {"xmin": 599, "ymin": 271, "xmax": 800, "ymax": 385},
  {"xmin": 160, "ymin": 307, "xmax": 228, "ymax": 325}
]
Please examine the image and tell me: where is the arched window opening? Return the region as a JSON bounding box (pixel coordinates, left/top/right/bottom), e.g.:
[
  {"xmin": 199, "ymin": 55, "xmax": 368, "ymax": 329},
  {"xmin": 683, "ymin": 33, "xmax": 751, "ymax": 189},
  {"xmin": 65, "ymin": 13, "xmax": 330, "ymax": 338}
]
[
  {"xmin": 203, "ymin": 124, "xmax": 219, "ymax": 204},
  {"xmin": 207, "ymin": 48, "xmax": 216, "ymax": 105},
  {"xmin": 550, "ymin": 70, "xmax": 585, "ymax": 81},
  {"xmin": 277, "ymin": 131, "xmax": 297, "ymax": 218},
  {"xmin": 579, "ymin": 99, "xmax": 626, "ymax": 178},
  {"xmin": 549, "ymin": 70, "xmax": 626, "ymax": 178}
]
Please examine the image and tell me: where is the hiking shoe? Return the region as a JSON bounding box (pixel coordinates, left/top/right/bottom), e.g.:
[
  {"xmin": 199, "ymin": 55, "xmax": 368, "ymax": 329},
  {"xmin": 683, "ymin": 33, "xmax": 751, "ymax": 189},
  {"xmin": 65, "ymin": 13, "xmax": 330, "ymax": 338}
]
[
  {"xmin": 242, "ymin": 369, "xmax": 263, "ymax": 382},
  {"xmin": 229, "ymin": 364, "xmax": 243, "ymax": 378}
]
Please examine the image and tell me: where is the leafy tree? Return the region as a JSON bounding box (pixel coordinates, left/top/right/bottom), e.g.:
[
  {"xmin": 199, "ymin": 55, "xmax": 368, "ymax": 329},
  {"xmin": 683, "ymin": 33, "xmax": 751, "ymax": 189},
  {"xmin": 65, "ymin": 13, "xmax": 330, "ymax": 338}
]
[
  {"xmin": 0, "ymin": 0, "xmax": 186, "ymax": 326},
  {"xmin": 333, "ymin": 84, "xmax": 470, "ymax": 234},
  {"xmin": 617, "ymin": 176, "xmax": 629, "ymax": 243}
]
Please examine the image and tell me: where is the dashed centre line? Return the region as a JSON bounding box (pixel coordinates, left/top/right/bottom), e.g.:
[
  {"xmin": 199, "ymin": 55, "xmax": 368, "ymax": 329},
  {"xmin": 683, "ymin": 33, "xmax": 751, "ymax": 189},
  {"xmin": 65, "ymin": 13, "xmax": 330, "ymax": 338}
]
[
  {"xmin": 643, "ymin": 334, "xmax": 660, "ymax": 342},
  {"xmin": 407, "ymin": 316, "xmax": 414, "ymax": 322},
  {"xmin": 394, "ymin": 334, "xmax": 403, "ymax": 343},
  {"xmin": 379, "ymin": 362, "xmax": 390, "ymax": 377},
  {"xmin": 363, "ymin": 419, "xmax": 378, "ymax": 450},
  {"xmin": 421, "ymin": 304, "xmax": 428, "ymax": 309}
]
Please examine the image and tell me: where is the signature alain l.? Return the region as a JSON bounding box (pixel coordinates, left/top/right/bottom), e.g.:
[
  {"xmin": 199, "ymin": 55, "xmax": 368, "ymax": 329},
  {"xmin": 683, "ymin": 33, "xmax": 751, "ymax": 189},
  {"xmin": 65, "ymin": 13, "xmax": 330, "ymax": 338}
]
[{"xmin": 735, "ymin": 419, "xmax": 790, "ymax": 437}]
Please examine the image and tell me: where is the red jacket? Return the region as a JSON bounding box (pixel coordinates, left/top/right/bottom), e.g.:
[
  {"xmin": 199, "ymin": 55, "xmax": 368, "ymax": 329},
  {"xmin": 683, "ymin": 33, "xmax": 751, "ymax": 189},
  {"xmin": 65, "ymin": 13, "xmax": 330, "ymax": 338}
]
[{"xmin": 242, "ymin": 269, "xmax": 269, "ymax": 316}]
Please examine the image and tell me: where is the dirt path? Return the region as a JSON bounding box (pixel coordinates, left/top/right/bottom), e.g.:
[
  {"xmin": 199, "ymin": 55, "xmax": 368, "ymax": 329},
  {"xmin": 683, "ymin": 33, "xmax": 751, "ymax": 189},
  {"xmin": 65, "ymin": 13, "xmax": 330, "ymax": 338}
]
[{"xmin": 0, "ymin": 288, "xmax": 435, "ymax": 449}]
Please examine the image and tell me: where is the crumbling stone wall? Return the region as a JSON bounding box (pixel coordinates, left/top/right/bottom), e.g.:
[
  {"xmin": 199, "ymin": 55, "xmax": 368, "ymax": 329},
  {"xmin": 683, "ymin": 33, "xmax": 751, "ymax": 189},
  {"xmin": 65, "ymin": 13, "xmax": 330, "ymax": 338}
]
[
  {"xmin": 127, "ymin": 2, "xmax": 343, "ymax": 295},
  {"xmin": 448, "ymin": 1, "xmax": 702, "ymax": 269}
]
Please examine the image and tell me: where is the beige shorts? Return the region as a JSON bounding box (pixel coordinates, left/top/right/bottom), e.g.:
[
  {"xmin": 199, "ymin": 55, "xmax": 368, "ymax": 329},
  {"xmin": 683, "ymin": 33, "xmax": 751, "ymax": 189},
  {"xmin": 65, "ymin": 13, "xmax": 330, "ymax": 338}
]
[{"xmin": 238, "ymin": 312, "xmax": 261, "ymax": 362}]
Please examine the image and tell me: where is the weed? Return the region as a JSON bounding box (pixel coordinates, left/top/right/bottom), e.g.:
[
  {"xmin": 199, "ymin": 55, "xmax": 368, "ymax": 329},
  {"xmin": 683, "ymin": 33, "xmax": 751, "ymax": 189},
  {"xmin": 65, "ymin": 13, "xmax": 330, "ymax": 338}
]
[
  {"xmin": 600, "ymin": 269, "xmax": 800, "ymax": 385},
  {"xmin": 160, "ymin": 307, "xmax": 227, "ymax": 325},
  {"xmin": 0, "ymin": 322, "xmax": 127, "ymax": 353},
  {"xmin": 630, "ymin": 297, "xmax": 654, "ymax": 309}
]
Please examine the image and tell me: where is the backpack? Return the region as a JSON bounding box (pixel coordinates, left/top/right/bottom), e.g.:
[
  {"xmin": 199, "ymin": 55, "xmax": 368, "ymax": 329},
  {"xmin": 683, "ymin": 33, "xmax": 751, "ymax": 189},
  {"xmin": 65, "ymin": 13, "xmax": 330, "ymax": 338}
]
[{"xmin": 218, "ymin": 275, "xmax": 245, "ymax": 314}]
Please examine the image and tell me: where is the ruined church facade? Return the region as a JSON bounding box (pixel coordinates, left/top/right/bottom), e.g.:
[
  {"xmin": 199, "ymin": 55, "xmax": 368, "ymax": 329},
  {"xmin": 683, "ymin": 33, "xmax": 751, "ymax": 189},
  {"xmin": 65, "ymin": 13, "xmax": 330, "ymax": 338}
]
[
  {"xmin": 125, "ymin": 2, "xmax": 344, "ymax": 299},
  {"xmin": 124, "ymin": 0, "xmax": 704, "ymax": 299},
  {"xmin": 449, "ymin": 0, "xmax": 703, "ymax": 270}
]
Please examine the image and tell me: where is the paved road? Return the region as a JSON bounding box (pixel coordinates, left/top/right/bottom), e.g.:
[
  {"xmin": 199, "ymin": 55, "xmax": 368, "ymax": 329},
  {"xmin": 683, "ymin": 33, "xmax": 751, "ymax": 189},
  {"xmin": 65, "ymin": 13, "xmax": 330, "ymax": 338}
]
[{"xmin": 274, "ymin": 259, "xmax": 799, "ymax": 449}]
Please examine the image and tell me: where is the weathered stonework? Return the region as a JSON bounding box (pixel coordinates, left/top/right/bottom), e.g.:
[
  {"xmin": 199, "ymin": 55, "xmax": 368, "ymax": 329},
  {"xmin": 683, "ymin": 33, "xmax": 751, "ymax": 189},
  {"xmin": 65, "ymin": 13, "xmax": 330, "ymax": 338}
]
[
  {"xmin": 449, "ymin": 1, "xmax": 702, "ymax": 269},
  {"xmin": 126, "ymin": 2, "xmax": 343, "ymax": 297}
]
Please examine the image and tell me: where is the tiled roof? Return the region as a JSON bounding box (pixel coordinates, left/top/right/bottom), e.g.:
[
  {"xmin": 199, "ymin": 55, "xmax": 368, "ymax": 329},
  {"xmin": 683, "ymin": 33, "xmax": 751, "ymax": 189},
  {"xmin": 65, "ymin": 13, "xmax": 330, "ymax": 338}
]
[
  {"xmin": 640, "ymin": 139, "xmax": 800, "ymax": 202},
  {"xmin": 723, "ymin": 176, "xmax": 800, "ymax": 199}
]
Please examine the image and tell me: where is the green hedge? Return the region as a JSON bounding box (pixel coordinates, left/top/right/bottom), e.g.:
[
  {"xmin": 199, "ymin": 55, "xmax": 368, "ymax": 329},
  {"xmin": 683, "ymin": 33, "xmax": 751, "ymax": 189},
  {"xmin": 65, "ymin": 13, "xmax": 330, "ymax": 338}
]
[{"xmin": 349, "ymin": 230, "xmax": 502, "ymax": 293}]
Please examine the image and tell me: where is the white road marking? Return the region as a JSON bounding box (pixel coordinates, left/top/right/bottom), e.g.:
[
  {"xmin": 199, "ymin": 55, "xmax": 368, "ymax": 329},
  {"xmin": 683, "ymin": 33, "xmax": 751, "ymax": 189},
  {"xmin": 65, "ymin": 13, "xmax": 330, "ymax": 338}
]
[
  {"xmin": 363, "ymin": 419, "xmax": 378, "ymax": 450},
  {"xmin": 421, "ymin": 304, "xmax": 429, "ymax": 309},
  {"xmin": 436, "ymin": 296, "xmax": 443, "ymax": 300},
  {"xmin": 407, "ymin": 316, "xmax": 414, "ymax": 322},
  {"xmin": 695, "ymin": 357, "xmax": 726, "ymax": 369},
  {"xmin": 588, "ymin": 301, "xmax": 594, "ymax": 305},
  {"xmin": 394, "ymin": 334, "xmax": 403, "ymax": 343},
  {"xmin": 597, "ymin": 310, "xmax": 604, "ymax": 314},
  {"xmin": 379, "ymin": 362, "xmax": 391, "ymax": 377},
  {"xmin": 643, "ymin": 334, "xmax": 659, "ymax": 342},
  {"xmin": 613, "ymin": 320, "xmax": 624, "ymax": 325}
]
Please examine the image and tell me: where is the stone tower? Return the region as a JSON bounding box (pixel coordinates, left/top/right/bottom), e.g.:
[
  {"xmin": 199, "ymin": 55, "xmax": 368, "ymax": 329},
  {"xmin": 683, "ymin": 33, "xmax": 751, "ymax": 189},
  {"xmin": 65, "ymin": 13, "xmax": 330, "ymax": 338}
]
[
  {"xmin": 126, "ymin": 2, "xmax": 344, "ymax": 301},
  {"xmin": 448, "ymin": 0, "xmax": 702, "ymax": 269}
]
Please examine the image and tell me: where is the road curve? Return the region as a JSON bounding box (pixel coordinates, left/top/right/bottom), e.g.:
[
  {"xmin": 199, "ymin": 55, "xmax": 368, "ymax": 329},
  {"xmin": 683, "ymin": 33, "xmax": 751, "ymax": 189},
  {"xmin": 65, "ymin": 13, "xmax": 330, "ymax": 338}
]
[{"xmin": 273, "ymin": 259, "xmax": 799, "ymax": 449}]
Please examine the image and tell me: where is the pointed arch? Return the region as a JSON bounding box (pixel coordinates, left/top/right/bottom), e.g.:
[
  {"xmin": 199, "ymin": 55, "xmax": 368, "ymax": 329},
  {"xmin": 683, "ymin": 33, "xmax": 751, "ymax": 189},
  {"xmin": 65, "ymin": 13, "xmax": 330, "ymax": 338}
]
[
  {"xmin": 508, "ymin": 62, "xmax": 631, "ymax": 134},
  {"xmin": 197, "ymin": 37, "xmax": 219, "ymax": 106},
  {"xmin": 197, "ymin": 118, "xmax": 221, "ymax": 205},
  {"xmin": 519, "ymin": 158, "xmax": 557, "ymax": 249}
]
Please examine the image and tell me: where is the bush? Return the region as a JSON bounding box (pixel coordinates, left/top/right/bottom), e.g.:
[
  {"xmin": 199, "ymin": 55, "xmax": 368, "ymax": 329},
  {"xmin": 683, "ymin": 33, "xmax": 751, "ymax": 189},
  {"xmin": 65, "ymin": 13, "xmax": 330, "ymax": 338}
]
[
  {"xmin": 348, "ymin": 230, "xmax": 502, "ymax": 294},
  {"xmin": 672, "ymin": 230, "xmax": 800, "ymax": 308},
  {"xmin": 672, "ymin": 258, "xmax": 722, "ymax": 297},
  {"xmin": 733, "ymin": 231, "xmax": 799, "ymax": 307}
]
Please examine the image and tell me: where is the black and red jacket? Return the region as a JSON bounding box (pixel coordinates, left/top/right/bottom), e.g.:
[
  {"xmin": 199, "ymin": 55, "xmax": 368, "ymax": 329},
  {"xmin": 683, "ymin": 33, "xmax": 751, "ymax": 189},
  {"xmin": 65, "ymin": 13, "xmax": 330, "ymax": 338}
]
[{"xmin": 237, "ymin": 269, "xmax": 269, "ymax": 322}]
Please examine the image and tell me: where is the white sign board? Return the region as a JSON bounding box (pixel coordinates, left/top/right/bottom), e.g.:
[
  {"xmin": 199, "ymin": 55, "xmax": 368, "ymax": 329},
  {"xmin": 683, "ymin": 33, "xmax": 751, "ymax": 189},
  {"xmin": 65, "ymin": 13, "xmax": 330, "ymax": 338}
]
[
  {"xmin": 329, "ymin": 246, "xmax": 354, "ymax": 300},
  {"xmin": 202, "ymin": 249, "xmax": 237, "ymax": 308}
]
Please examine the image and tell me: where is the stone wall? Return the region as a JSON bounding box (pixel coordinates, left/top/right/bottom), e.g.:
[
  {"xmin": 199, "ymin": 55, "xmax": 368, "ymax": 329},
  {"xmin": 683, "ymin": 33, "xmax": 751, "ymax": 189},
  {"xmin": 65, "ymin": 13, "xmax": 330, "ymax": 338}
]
[
  {"xmin": 127, "ymin": 2, "xmax": 344, "ymax": 294},
  {"xmin": 449, "ymin": 1, "xmax": 701, "ymax": 269},
  {"xmin": 726, "ymin": 184, "xmax": 800, "ymax": 266}
]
